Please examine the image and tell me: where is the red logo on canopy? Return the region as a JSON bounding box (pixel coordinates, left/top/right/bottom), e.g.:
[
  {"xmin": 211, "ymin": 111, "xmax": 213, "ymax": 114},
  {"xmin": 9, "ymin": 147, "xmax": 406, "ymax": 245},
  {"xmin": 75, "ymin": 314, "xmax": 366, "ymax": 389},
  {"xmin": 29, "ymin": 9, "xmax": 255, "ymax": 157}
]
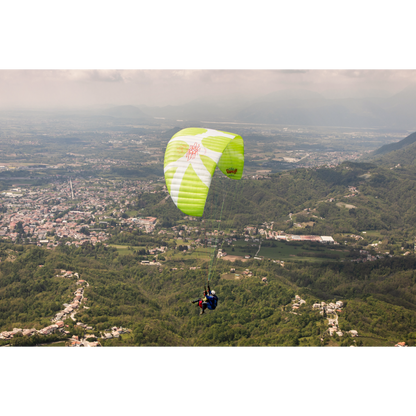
[
  {"xmin": 186, "ymin": 142, "xmax": 201, "ymax": 161},
  {"xmin": 226, "ymin": 168, "xmax": 238, "ymax": 174}
]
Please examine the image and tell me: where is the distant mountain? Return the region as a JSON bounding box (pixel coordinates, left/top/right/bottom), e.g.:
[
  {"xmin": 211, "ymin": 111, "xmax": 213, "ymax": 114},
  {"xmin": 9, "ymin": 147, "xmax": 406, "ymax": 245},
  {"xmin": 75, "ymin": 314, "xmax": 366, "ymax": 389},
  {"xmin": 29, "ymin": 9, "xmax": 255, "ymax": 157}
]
[
  {"xmin": 108, "ymin": 86, "xmax": 416, "ymax": 128},
  {"xmin": 373, "ymin": 131, "xmax": 416, "ymax": 156},
  {"xmin": 258, "ymin": 89, "xmax": 325, "ymax": 102},
  {"xmin": 161, "ymin": 127, "xmax": 182, "ymax": 138},
  {"xmin": 138, "ymin": 99, "xmax": 248, "ymax": 122},
  {"xmin": 102, "ymin": 105, "xmax": 149, "ymax": 119},
  {"xmin": 234, "ymin": 87, "xmax": 416, "ymax": 128},
  {"xmin": 235, "ymin": 89, "xmax": 396, "ymax": 127}
]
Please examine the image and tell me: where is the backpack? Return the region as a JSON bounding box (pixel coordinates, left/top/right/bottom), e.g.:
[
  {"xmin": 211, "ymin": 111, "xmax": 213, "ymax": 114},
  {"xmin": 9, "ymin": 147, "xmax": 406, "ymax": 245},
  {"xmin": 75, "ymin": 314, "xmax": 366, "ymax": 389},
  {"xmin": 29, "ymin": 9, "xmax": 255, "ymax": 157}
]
[{"xmin": 212, "ymin": 295, "xmax": 218, "ymax": 309}]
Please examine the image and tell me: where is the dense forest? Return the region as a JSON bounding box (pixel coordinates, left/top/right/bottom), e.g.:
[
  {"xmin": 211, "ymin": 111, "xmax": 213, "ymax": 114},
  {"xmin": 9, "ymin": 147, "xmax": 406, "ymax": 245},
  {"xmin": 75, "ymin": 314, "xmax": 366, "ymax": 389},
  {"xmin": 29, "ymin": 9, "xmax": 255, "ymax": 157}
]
[{"xmin": 1, "ymin": 240, "xmax": 416, "ymax": 346}]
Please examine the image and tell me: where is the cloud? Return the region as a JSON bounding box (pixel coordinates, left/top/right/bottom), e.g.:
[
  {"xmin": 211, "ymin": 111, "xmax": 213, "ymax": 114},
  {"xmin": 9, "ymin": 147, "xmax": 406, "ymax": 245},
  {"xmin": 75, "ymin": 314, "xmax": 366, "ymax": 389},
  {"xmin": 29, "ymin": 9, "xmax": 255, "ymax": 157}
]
[
  {"xmin": 1, "ymin": 70, "xmax": 416, "ymax": 110},
  {"xmin": 64, "ymin": 70, "xmax": 126, "ymax": 82},
  {"xmin": 273, "ymin": 66, "xmax": 309, "ymax": 74}
]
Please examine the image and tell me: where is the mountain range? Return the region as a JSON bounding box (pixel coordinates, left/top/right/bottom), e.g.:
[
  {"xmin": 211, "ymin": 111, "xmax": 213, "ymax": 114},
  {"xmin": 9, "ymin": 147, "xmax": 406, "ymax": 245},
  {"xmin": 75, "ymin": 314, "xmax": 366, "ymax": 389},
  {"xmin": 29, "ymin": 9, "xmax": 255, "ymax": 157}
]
[{"xmin": 102, "ymin": 86, "xmax": 416, "ymax": 129}]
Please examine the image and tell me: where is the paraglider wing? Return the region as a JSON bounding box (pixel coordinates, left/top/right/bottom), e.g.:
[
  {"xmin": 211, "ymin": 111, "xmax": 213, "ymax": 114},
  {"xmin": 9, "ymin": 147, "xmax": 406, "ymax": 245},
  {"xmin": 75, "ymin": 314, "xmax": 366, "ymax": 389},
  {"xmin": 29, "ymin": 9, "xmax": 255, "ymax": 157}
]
[{"xmin": 164, "ymin": 128, "xmax": 244, "ymax": 217}]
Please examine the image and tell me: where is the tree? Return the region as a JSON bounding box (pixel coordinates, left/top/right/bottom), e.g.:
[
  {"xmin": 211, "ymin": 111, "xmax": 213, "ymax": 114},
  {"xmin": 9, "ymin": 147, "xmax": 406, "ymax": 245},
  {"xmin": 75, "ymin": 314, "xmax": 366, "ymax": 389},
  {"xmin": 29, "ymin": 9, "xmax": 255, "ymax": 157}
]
[
  {"xmin": 80, "ymin": 227, "xmax": 90, "ymax": 236},
  {"xmin": 16, "ymin": 221, "xmax": 25, "ymax": 234}
]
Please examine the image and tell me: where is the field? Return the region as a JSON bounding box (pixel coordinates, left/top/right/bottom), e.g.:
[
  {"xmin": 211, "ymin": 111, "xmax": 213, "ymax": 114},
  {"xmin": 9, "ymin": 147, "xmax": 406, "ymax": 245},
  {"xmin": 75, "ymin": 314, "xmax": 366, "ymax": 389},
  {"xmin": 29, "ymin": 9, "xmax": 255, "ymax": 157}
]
[
  {"xmin": 220, "ymin": 255, "xmax": 247, "ymax": 262},
  {"xmin": 226, "ymin": 240, "xmax": 260, "ymax": 258},
  {"xmin": 360, "ymin": 230, "xmax": 395, "ymax": 245},
  {"xmin": 361, "ymin": 230, "xmax": 384, "ymax": 239},
  {"xmin": 221, "ymin": 273, "xmax": 238, "ymax": 280},
  {"xmin": 358, "ymin": 336, "xmax": 396, "ymax": 347},
  {"xmin": 167, "ymin": 247, "xmax": 214, "ymax": 261},
  {"xmin": 336, "ymin": 202, "xmax": 357, "ymax": 209},
  {"xmin": 126, "ymin": 209, "xmax": 140, "ymax": 217},
  {"xmin": 108, "ymin": 244, "xmax": 146, "ymax": 256},
  {"xmin": 229, "ymin": 240, "xmax": 348, "ymax": 262},
  {"xmin": 221, "ymin": 272, "xmax": 248, "ymax": 281}
]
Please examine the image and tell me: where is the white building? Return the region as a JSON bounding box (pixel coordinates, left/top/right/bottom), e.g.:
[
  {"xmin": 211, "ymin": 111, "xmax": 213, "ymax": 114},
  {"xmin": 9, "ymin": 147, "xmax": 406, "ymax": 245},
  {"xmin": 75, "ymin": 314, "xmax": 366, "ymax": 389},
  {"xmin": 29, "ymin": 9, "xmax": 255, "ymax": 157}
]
[{"xmin": 328, "ymin": 328, "xmax": 337, "ymax": 336}]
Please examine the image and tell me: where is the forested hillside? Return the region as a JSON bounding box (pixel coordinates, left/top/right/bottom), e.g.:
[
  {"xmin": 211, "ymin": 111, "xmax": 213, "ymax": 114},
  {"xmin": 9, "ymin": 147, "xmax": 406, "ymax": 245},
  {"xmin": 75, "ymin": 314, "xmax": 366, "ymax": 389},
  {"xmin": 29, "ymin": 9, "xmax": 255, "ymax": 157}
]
[
  {"xmin": 2, "ymin": 237, "xmax": 416, "ymax": 346},
  {"xmin": 140, "ymin": 161, "xmax": 416, "ymax": 238},
  {"xmin": 366, "ymin": 131, "xmax": 416, "ymax": 168},
  {"xmin": 372, "ymin": 131, "xmax": 416, "ymax": 156}
]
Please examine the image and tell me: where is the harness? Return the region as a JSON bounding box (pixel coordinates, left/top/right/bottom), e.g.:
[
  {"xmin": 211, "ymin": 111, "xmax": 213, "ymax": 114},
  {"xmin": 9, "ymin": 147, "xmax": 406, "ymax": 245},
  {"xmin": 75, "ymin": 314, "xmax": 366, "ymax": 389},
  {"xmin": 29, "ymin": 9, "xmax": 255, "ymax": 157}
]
[{"xmin": 212, "ymin": 295, "xmax": 218, "ymax": 309}]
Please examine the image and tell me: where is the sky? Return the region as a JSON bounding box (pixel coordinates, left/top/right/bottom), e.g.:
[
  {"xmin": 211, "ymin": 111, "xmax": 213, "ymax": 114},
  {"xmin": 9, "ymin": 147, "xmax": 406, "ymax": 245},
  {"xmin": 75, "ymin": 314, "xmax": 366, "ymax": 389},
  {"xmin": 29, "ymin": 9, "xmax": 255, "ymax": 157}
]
[{"xmin": 1, "ymin": 70, "xmax": 416, "ymax": 110}]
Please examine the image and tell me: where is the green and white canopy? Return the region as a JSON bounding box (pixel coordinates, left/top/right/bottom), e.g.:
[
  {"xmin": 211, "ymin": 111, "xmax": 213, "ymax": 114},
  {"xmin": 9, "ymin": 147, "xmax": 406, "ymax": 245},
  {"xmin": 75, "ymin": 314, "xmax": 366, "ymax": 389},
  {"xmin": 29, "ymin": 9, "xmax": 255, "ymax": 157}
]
[{"xmin": 164, "ymin": 127, "xmax": 244, "ymax": 217}]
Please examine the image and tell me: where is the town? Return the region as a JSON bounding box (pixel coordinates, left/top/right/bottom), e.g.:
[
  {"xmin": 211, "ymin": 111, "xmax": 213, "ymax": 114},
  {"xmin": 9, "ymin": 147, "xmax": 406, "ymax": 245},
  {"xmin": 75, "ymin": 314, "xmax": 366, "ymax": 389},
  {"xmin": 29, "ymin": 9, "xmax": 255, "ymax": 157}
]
[{"xmin": 0, "ymin": 179, "xmax": 159, "ymax": 246}]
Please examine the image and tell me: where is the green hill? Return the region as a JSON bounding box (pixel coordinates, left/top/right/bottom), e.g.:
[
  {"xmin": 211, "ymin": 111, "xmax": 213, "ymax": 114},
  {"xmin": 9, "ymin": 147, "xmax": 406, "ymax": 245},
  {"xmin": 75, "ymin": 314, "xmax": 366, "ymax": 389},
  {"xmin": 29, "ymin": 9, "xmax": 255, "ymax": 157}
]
[{"xmin": 138, "ymin": 161, "xmax": 416, "ymax": 237}]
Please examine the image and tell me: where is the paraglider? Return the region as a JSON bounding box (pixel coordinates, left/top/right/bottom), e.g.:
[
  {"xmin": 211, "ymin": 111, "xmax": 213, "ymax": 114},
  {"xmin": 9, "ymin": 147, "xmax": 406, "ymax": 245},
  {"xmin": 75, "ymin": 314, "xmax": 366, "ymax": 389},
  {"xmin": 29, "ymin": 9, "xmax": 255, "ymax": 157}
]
[
  {"xmin": 191, "ymin": 285, "xmax": 218, "ymax": 315},
  {"xmin": 164, "ymin": 128, "xmax": 244, "ymax": 217},
  {"xmin": 164, "ymin": 127, "xmax": 244, "ymax": 315}
]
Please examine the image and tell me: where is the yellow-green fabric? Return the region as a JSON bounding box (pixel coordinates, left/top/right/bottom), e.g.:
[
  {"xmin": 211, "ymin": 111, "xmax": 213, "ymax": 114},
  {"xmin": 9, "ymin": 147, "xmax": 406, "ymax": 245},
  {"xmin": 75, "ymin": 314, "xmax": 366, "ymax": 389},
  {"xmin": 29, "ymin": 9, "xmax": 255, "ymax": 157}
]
[{"xmin": 164, "ymin": 127, "xmax": 244, "ymax": 216}]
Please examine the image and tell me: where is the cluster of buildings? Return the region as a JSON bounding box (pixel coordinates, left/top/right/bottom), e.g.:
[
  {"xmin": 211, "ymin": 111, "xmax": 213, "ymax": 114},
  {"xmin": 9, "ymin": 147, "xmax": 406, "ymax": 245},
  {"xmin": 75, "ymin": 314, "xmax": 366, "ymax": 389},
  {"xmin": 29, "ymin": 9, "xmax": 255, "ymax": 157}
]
[
  {"xmin": 0, "ymin": 271, "xmax": 90, "ymax": 344},
  {"xmin": 241, "ymin": 224, "xmax": 337, "ymax": 244},
  {"xmin": 52, "ymin": 278, "xmax": 88, "ymax": 322},
  {"xmin": 395, "ymin": 342, "xmax": 408, "ymax": 347},
  {"xmin": 0, "ymin": 321, "xmax": 66, "ymax": 340},
  {"xmin": 255, "ymin": 174, "xmax": 272, "ymax": 180},
  {"xmin": 348, "ymin": 234, "xmax": 364, "ymax": 241},
  {"xmin": 312, "ymin": 300, "xmax": 358, "ymax": 338},
  {"xmin": 1, "ymin": 273, "xmax": 88, "ymax": 342},
  {"xmin": 291, "ymin": 295, "xmax": 306, "ymax": 312},
  {"xmin": 148, "ymin": 245, "xmax": 167, "ymax": 256},
  {"xmin": 125, "ymin": 216, "xmax": 157, "ymax": 233},
  {"xmin": 0, "ymin": 178, "xmax": 163, "ymax": 245},
  {"xmin": 230, "ymin": 268, "xmax": 253, "ymax": 279},
  {"xmin": 296, "ymin": 150, "xmax": 363, "ymax": 169},
  {"xmin": 102, "ymin": 326, "xmax": 131, "ymax": 339},
  {"xmin": 0, "ymin": 185, "xmax": 101, "ymax": 245},
  {"xmin": 261, "ymin": 230, "xmax": 336, "ymax": 244},
  {"xmin": 1, "ymin": 267, "xmax": 130, "ymax": 346},
  {"xmin": 350, "ymin": 250, "xmax": 387, "ymax": 263},
  {"xmin": 65, "ymin": 339, "xmax": 102, "ymax": 351},
  {"xmin": 141, "ymin": 259, "xmax": 161, "ymax": 266},
  {"xmin": 217, "ymin": 248, "xmax": 228, "ymax": 258},
  {"xmin": 65, "ymin": 337, "xmax": 102, "ymax": 351},
  {"xmin": 313, "ymin": 300, "xmax": 344, "ymax": 315}
]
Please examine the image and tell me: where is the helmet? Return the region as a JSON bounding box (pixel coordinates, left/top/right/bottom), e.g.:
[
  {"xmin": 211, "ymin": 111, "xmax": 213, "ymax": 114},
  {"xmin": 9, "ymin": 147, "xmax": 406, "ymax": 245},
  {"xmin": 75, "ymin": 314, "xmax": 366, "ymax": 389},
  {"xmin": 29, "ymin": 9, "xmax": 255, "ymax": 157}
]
[{"xmin": 211, "ymin": 290, "xmax": 216, "ymax": 295}]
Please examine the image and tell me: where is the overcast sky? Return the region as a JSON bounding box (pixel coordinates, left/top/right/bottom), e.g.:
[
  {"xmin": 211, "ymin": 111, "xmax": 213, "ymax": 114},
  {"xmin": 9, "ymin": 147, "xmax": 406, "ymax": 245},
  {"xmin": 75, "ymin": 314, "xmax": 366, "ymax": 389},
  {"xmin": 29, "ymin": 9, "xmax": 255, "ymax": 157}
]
[{"xmin": 1, "ymin": 70, "xmax": 416, "ymax": 110}]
